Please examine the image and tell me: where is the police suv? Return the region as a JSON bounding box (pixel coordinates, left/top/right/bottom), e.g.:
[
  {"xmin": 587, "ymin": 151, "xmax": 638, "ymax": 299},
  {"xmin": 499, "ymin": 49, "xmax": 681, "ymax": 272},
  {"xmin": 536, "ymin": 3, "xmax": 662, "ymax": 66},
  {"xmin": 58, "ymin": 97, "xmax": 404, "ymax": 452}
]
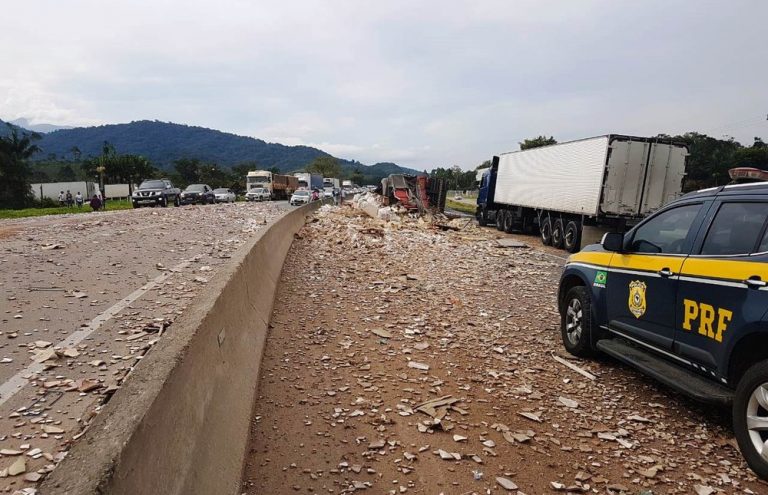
[{"xmin": 558, "ymin": 182, "xmax": 768, "ymax": 478}]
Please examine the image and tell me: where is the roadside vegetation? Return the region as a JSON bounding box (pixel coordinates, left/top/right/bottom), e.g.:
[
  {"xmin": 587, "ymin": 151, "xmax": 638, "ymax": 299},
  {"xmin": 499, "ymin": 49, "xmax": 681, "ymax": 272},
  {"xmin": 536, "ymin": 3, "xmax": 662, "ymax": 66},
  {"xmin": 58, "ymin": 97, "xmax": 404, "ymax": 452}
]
[
  {"xmin": 445, "ymin": 198, "xmax": 475, "ymax": 215},
  {"xmin": 0, "ymin": 199, "xmax": 132, "ymax": 219}
]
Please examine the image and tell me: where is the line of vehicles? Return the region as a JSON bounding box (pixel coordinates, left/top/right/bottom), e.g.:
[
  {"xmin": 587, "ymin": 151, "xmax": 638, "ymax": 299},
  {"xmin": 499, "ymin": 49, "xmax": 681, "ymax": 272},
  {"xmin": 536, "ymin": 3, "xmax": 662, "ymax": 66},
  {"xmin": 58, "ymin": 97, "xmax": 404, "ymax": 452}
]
[
  {"xmin": 486, "ymin": 134, "xmax": 768, "ymax": 479},
  {"xmin": 131, "ymin": 180, "xmax": 237, "ymax": 208},
  {"xmin": 132, "ymin": 171, "xmax": 369, "ymax": 208}
]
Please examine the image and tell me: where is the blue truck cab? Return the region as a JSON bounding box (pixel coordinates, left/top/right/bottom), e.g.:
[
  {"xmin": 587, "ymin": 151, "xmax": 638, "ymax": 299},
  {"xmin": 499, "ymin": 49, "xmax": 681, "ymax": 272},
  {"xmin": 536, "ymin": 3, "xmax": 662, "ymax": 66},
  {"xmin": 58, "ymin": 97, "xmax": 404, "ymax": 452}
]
[{"xmin": 558, "ymin": 181, "xmax": 768, "ymax": 479}]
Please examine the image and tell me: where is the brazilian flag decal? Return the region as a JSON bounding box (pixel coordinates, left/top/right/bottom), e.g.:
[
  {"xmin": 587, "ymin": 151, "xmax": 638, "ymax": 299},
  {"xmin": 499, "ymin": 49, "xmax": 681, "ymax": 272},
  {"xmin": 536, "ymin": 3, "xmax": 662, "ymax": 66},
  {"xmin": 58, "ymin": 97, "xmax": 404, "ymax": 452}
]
[{"xmin": 593, "ymin": 270, "xmax": 607, "ymax": 288}]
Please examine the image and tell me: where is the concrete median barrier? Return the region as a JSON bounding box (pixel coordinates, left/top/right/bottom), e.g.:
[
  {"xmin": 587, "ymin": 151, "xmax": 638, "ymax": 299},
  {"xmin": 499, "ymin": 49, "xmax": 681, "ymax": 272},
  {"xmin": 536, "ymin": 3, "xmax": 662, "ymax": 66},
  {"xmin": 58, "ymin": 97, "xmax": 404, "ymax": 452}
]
[{"xmin": 41, "ymin": 201, "xmax": 325, "ymax": 495}]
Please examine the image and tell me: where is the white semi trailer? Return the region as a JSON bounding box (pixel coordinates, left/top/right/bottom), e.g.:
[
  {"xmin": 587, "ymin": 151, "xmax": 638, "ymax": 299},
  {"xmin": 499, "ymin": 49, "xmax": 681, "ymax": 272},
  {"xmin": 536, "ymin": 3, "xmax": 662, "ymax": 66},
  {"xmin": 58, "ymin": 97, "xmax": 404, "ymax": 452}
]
[{"xmin": 477, "ymin": 135, "xmax": 688, "ymax": 252}]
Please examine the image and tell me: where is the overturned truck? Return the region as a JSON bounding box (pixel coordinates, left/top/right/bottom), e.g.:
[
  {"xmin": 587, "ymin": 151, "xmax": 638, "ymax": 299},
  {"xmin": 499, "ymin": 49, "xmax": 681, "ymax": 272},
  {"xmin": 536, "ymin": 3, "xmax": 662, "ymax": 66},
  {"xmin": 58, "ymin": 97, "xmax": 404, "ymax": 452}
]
[{"xmin": 381, "ymin": 174, "xmax": 447, "ymax": 213}]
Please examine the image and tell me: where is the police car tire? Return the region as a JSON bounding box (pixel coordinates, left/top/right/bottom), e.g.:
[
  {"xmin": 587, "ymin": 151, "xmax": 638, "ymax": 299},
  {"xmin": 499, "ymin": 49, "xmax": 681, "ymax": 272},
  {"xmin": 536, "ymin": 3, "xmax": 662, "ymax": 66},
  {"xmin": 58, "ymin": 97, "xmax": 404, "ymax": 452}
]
[
  {"xmin": 564, "ymin": 220, "xmax": 581, "ymax": 253},
  {"xmin": 733, "ymin": 360, "xmax": 768, "ymax": 480},
  {"xmin": 496, "ymin": 211, "xmax": 506, "ymax": 231},
  {"xmin": 552, "ymin": 219, "xmax": 565, "ymax": 249},
  {"xmin": 541, "ymin": 217, "xmax": 553, "ymax": 245},
  {"xmin": 561, "ymin": 286, "xmax": 595, "ymax": 358}
]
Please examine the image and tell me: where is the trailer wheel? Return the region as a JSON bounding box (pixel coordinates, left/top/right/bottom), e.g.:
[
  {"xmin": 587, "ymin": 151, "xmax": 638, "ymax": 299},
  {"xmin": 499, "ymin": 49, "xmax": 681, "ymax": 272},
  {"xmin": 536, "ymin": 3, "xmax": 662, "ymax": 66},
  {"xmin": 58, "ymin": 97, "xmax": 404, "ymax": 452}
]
[
  {"xmin": 496, "ymin": 210, "xmax": 506, "ymax": 231},
  {"xmin": 552, "ymin": 219, "xmax": 565, "ymax": 248},
  {"xmin": 502, "ymin": 210, "xmax": 515, "ymax": 233},
  {"xmin": 563, "ymin": 220, "xmax": 581, "ymax": 253},
  {"xmin": 540, "ymin": 217, "xmax": 553, "ymax": 245}
]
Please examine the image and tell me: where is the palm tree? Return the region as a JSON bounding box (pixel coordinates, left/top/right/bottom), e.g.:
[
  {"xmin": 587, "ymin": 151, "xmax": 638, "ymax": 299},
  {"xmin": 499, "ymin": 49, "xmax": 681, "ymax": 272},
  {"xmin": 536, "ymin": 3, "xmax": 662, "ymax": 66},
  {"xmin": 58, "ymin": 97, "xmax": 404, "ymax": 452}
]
[{"xmin": 0, "ymin": 125, "xmax": 42, "ymax": 208}]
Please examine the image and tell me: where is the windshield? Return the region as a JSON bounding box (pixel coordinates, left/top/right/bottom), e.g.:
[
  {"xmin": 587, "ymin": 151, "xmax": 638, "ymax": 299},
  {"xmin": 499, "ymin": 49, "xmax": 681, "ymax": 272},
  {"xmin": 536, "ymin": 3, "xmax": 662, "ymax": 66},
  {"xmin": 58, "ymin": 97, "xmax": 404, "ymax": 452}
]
[
  {"xmin": 185, "ymin": 184, "xmax": 206, "ymax": 192},
  {"xmin": 294, "ymin": 191, "xmax": 309, "ymax": 196},
  {"xmin": 139, "ymin": 180, "xmax": 165, "ymax": 189},
  {"xmin": 247, "ymin": 176, "xmax": 270, "ymax": 184},
  {"xmin": 251, "ymin": 188, "xmax": 265, "ymax": 193},
  {"xmin": 214, "ymin": 189, "xmax": 229, "ymax": 194}
]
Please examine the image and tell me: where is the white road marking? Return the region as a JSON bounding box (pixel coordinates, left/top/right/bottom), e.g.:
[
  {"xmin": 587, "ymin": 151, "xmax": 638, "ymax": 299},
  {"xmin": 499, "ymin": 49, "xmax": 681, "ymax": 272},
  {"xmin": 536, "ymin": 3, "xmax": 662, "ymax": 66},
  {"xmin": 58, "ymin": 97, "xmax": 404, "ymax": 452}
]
[{"xmin": 0, "ymin": 260, "xmax": 191, "ymax": 407}]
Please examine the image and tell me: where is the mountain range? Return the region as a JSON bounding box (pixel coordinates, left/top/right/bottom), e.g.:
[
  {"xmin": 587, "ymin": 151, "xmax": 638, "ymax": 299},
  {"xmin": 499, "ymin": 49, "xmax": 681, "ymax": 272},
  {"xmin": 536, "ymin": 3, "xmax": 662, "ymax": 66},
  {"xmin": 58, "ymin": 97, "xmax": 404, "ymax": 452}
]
[
  {"xmin": 8, "ymin": 118, "xmax": 72, "ymax": 133},
  {"xmin": 0, "ymin": 118, "xmax": 420, "ymax": 179}
]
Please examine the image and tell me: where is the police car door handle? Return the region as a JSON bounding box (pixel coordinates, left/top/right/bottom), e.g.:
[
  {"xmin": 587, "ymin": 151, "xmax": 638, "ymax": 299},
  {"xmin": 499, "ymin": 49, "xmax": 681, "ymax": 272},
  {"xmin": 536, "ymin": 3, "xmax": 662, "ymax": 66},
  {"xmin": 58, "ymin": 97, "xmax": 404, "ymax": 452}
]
[
  {"xmin": 744, "ymin": 277, "xmax": 767, "ymax": 289},
  {"xmin": 657, "ymin": 268, "xmax": 674, "ymax": 277}
]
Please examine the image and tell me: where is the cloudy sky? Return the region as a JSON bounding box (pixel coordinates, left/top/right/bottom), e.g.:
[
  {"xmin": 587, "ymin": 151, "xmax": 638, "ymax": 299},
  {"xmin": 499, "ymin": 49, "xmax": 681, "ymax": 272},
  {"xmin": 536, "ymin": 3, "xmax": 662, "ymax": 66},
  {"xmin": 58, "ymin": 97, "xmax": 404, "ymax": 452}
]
[{"xmin": 2, "ymin": 0, "xmax": 766, "ymax": 170}]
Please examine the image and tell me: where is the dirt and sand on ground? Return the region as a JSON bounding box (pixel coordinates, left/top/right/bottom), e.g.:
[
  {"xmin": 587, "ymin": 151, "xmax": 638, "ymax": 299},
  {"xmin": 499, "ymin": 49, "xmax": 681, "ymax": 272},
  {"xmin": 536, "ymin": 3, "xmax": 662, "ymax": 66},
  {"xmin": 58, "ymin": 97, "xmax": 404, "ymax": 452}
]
[
  {"xmin": 242, "ymin": 204, "xmax": 766, "ymax": 495},
  {"xmin": 0, "ymin": 201, "xmax": 287, "ymax": 492}
]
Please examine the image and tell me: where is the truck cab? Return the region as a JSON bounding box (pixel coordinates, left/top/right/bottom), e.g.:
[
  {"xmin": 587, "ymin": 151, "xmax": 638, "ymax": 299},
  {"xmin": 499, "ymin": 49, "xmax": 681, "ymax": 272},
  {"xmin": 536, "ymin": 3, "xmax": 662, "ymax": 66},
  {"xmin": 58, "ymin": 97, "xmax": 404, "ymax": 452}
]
[{"xmin": 476, "ymin": 164, "xmax": 497, "ymax": 226}]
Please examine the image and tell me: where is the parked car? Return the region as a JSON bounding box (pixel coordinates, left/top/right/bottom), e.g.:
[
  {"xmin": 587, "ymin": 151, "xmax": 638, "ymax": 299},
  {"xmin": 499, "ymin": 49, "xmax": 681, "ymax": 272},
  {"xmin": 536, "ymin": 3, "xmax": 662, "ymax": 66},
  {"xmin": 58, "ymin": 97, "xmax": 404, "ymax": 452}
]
[
  {"xmin": 132, "ymin": 179, "xmax": 180, "ymax": 208},
  {"xmin": 290, "ymin": 190, "xmax": 311, "ymax": 206},
  {"xmin": 558, "ymin": 181, "xmax": 768, "ymax": 479},
  {"xmin": 213, "ymin": 188, "xmax": 236, "ymax": 203},
  {"xmin": 246, "ymin": 187, "xmax": 271, "ymax": 202},
  {"xmin": 180, "ymin": 184, "xmax": 215, "ymax": 205}
]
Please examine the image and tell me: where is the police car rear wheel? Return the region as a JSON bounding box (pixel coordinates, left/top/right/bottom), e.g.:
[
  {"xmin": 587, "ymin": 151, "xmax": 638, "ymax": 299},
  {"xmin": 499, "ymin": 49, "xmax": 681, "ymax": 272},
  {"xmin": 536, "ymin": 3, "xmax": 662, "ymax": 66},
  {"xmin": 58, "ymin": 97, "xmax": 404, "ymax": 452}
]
[
  {"xmin": 734, "ymin": 361, "xmax": 768, "ymax": 479},
  {"xmin": 561, "ymin": 286, "xmax": 595, "ymax": 357}
]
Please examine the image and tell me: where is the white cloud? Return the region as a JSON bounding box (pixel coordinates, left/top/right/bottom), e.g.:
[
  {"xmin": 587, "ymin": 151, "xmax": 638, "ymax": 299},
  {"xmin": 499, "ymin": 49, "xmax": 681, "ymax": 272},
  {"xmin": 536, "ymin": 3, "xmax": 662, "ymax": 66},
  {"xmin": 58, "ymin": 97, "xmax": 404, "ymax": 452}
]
[{"xmin": 1, "ymin": 0, "xmax": 766, "ymax": 170}]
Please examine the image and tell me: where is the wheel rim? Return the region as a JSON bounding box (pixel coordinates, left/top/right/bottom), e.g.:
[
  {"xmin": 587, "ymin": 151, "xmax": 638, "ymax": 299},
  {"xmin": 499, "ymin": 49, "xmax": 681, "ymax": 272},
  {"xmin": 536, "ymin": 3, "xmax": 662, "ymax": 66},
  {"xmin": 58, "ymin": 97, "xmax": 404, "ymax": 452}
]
[
  {"xmin": 746, "ymin": 383, "xmax": 768, "ymax": 461},
  {"xmin": 553, "ymin": 226, "xmax": 561, "ymax": 245},
  {"xmin": 565, "ymin": 227, "xmax": 574, "ymax": 246},
  {"xmin": 541, "ymin": 223, "xmax": 550, "ymax": 242},
  {"xmin": 565, "ymin": 298, "xmax": 583, "ymax": 346}
]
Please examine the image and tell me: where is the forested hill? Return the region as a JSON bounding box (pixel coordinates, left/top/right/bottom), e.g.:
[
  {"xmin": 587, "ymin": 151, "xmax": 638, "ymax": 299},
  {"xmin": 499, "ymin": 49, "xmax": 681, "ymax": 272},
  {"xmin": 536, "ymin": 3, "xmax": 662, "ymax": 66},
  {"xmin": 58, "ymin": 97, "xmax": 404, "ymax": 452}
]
[{"xmin": 7, "ymin": 119, "xmax": 420, "ymax": 176}]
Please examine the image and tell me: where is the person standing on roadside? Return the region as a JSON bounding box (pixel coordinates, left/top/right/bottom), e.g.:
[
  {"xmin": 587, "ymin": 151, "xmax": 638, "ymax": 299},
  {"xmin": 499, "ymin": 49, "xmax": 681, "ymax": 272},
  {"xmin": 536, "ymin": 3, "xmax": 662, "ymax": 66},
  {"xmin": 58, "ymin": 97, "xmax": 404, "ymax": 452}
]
[
  {"xmin": 58, "ymin": 191, "xmax": 65, "ymax": 206},
  {"xmin": 75, "ymin": 191, "xmax": 84, "ymax": 208},
  {"xmin": 66, "ymin": 190, "xmax": 73, "ymax": 208}
]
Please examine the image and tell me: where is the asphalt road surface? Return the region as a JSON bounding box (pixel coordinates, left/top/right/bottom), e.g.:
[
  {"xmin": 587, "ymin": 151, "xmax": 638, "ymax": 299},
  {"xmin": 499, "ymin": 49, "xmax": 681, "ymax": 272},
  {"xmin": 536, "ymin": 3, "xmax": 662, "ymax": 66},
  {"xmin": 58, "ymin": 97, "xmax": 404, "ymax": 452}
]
[{"xmin": 0, "ymin": 200, "xmax": 288, "ymax": 490}]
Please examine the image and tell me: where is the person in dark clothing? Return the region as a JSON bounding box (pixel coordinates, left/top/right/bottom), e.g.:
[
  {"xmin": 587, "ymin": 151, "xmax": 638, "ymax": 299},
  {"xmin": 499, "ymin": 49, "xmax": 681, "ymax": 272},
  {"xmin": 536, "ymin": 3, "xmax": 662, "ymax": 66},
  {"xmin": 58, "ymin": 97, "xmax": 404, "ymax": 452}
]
[{"xmin": 89, "ymin": 194, "xmax": 102, "ymax": 211}]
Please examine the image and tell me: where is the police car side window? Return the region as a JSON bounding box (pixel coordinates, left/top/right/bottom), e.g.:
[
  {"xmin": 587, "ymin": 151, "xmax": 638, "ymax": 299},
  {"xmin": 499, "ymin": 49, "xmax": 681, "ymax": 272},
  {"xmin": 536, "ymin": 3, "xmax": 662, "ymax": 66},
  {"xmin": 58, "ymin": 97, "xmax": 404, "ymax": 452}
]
[
  {"xmin": 701, "ymin": 202, "xmax": 768, "ymax": 256},
  {"xmin": 629, "ymin": 204, "xmax": 701, "ymax": 254}
]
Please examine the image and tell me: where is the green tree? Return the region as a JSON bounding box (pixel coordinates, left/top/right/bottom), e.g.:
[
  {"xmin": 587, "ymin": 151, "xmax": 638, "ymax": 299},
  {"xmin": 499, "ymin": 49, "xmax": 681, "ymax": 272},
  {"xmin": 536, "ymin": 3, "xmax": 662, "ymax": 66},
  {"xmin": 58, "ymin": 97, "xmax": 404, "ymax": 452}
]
[
  {"xmin": 732, "ymin": 137, "xmax": 768, "ymax": 170},
  {"xmin": 662, "ymin": 132, "xmax": 742, "ymax": 190},
  {"xmin": 476, "ymin": 160, "xmax": 491, "ymax": 170},
  {"xmin": 173, "ymin": 158, "xmax": 202, "ymax": 186},
  {"xmin": 0, "ymin": 125, "xmax": 41, "ymax": 208},
  {"xmin": 198, "ymin": 163, "xmax": 229, "ymax": 188},
  {"xmin": 59, "ymin": 164, "xmax": 77, "ymax": 181},
  {"xmin": 81, "ymin": 143, "xmax": 158, "ymax": 190},
  {"xmin": 350, "ymin": 167, "xmax": 364, "ymax": 185},
  {"xmin": 519, "ymin": 136, "xmax": 557, "ymax": 150},
  {"xmin": 306, "ymin": 156, "xmax": 341, "ymax": 178},
  {"xmin": 70, "ymin": 146, "xmax": 81, "ymax": 162},
  {"xmin": 231, "ymin": 162, "xmax": 257, "ymax": 179}
]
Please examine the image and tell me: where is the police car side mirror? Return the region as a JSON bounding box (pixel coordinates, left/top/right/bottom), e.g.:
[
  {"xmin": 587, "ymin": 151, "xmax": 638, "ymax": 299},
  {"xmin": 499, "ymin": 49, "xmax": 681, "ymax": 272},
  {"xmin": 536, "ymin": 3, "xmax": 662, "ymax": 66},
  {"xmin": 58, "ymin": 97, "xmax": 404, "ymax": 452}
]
[{"xmin": 602, "ymin": 232, "xmax": 624, "ymax": 252}]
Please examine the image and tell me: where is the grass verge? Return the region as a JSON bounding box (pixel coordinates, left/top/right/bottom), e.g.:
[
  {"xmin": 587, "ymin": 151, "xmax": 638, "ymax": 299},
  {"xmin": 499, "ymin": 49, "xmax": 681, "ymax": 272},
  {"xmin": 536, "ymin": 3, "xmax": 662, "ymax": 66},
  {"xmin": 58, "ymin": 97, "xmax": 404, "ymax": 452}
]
[
  {"xmin": 0, "ymin": 200, "xmax": 133, "ymax": 219},
  {"xmin": 445, "ymin": 199, "xmax": 476, "ymax": 215}
]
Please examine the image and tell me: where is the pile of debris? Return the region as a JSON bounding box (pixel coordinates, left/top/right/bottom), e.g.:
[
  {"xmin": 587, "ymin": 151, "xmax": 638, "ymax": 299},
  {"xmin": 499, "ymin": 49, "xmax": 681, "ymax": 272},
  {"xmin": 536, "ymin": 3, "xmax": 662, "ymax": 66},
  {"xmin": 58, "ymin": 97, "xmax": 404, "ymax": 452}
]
[{"xmin": 350, "ymin": 190, "xmax": 475, "ymax": 233}]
